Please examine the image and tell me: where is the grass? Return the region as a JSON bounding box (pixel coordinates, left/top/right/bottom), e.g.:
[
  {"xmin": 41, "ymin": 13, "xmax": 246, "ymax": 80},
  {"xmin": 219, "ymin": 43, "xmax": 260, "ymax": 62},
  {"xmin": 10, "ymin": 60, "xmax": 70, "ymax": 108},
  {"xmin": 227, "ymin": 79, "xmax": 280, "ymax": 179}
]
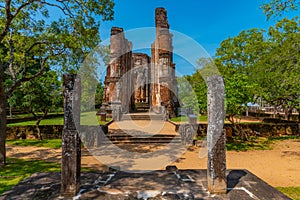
[
  {"xmin": 8, "ymin": 117, "xmax": 63, "ymax": 126},
  {"xmin": 170, "ymin": 115, "xmax": 207, "ymax": 122},
  {"xmin": 268, "ymin": 135, "xmax": 300, "ymax": 141},
  {"xmin": 226, "ymin": 137, "xmax": 272, "ymax": 151},
  {"xmin": 7, "ymin": 139, "xmax": 62, "ymax": 149},
  {"xmin": 0, "ymin": 158, "xmax": 61, "ymax": 195},
  {"xmin": 277, "ymin": 187, "xmax": 300, "ymax": 200},
  {"xmin": 196, "ymin": 135, "xmax": 300, "ymax": 151},
  {"xmin": 7, "ymin": 112, "xmax": 63, "ymax": 119},
  {"xmin": 80, "ymin": 111, "xmax": 112, "ymax": 126},
  {"xmin": 8, "ymin": 111, "xmax": 112, "ymax": 127},
  {"xmin": 0, "ymin": 158, "xmax": 97, "ymax": 195}
]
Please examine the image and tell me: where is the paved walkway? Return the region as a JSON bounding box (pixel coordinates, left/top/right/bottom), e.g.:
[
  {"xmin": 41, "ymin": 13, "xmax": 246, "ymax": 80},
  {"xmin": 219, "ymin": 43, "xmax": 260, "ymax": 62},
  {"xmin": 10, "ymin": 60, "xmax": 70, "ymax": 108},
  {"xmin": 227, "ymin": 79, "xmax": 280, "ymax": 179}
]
[
  {"xmin": 83, "ymin": 112, "xmax": 186, "ymax": 172},
  {"xmin": 109, "ymin": 112, "xmax": 178, "ymax": 135},
  {"xmin": 0, "ymin": 170, "xmax": 290, "ymax": 200}
]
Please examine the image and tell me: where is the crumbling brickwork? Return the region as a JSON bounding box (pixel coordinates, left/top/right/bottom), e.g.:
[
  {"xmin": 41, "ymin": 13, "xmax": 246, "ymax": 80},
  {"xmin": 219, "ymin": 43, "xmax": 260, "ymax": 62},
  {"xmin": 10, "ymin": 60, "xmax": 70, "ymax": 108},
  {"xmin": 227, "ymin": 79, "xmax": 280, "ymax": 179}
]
[{"xmin": 102, "ymin": 8, "xmax": 177, "ymax": 116}]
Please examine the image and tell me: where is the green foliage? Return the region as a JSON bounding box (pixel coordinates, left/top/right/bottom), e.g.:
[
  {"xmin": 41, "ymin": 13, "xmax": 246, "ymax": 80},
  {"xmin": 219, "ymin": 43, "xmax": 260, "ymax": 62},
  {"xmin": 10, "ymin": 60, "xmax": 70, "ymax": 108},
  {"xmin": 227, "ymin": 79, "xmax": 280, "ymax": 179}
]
[
  {"xmin": 224, "ymin": 73, "xmax": 255, "ymax": 123},
  {"xmin": 95, "ymin": 81, "xmax": 104, "ymax": 108},
  {"xmin": 0, "ymin": 0, "xmax": 115, "ymax": 162},
  {"xmin": 177, "ymin": 76, "xmax": 199, "ymax": 113},
  {"xmin": 11, "ymin": 71, "xmax": 62, "ymax": 116},
  {"xmin": 253, "ymin": 18, "xmax": 300, "ymax": 117},
  {"xmin": 261, "ymin": 0, "xmax": 299, "ymax": 20},
  {"xmin": 0, "ymin": 158, "xmax": 61, "ymax": 194},
  {"xmin": 215, "ymin": 29, "xmax": 264, "ymax": 123},
  {"xmin": 8, "ymin": 71, "xmax": 62, "ymax": 139},
  {"xmin": 177, "ymin": 70, "xmax": 207, "ymax": 115},
  {"xmin": 214, "ymin": 17, "xmax": 300, "ymax": 124},
  {"xmin": 7, "ymin": 139, "xmax": 62, "ymax": 149},
  {"xmin": 276, "ymin": 187, "xmax": 300, "ymax": 199}
]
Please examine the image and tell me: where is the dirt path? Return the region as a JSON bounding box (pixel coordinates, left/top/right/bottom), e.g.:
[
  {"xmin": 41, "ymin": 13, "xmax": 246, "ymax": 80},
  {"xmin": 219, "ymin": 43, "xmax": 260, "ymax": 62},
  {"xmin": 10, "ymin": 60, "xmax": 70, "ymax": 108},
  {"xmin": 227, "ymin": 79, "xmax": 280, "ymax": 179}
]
[{"xmin": 6, "ymin": 139, "xmax": 300, "ymax": 187}]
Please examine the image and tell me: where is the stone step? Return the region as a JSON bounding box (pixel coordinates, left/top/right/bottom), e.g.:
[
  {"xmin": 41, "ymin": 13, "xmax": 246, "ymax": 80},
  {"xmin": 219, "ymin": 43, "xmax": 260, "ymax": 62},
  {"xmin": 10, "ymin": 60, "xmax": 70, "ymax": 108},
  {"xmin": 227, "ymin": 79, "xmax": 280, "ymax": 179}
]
[
  {"xmin": 122, "ymin": 114, "xmax": 164, "ymax": 121},
  {"xmin": 103, "ymin": 134, "xmax": 181, "ymax": 144},
  {"xmin": 107, "ymin": 134, "xmax": 178, "ymax": 138},
  {"xmin": 102, "ymin": 139, "xmax": 181, "ymax": 144}
]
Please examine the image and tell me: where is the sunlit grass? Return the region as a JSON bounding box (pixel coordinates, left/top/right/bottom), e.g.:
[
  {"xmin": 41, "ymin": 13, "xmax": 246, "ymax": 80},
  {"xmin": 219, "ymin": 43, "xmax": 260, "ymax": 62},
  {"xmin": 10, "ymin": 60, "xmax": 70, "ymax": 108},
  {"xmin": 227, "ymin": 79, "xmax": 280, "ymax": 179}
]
[
  {"xmin": 0, "ymin": 158, "xmax": 61, "ymax": 195},
  {"xmin": 7, "ymin": 117, "xmax": 63, "ymax": 126},
  {"xmin": 7, "ymin": 139, "xmax": 62, "ymax": 149},
  {"xmin": 170, "ymin": 115, "xmax": 207, "ymax": 122},
  {"xmin": 277, "ymin": 187, "xmax": 300, "ymax": 200},
  {"xmin": 196, "ymin": 136, "xmax": 300, "ymax": 151},
  {"xmin": 226, "ymin": 137, "xmax": 272, "ymax": 151},
  {"xmin": 0, "ymin": 158, "xmax": 97, "ymax": 195},
  {"xmin": 7, "ymin": 111, "xmax": 112, "ymax": 127}
]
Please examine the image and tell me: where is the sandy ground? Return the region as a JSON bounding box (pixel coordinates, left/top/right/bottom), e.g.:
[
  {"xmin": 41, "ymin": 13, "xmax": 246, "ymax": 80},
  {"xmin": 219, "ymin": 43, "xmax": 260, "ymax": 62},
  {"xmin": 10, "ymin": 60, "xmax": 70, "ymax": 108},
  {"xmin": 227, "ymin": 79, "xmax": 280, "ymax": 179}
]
[
  {"xmin": 6, "ymin": 139, "xmax": 300, "ymax": 187},
  {"xmin": 5, "ymin": 117, "xmax": 300, "ymax": 187}
]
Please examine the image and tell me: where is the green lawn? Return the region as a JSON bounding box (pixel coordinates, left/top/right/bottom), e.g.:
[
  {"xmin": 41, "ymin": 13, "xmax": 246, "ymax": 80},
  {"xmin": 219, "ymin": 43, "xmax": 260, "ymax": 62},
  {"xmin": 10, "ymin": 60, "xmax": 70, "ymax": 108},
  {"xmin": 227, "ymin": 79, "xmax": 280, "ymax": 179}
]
[
  {"xmin": 170, "ymin": 115, "xmax": 207, "ymax": 122},
  {"xmin": 7, "ymin": 112, "xmax": 63, "ymax": 119},
  {"xmin": 7, "ymin": 111, "xmax": 112, "ymax": 126},
  {"xmin": 0, "ymin": 158, "xmax": 61, "ymax": 195},
  {"xmin": 7, "ymin": 117, "xmax": 63, "ymax": 126},
  {"xmin": 277, "ymin": 187, "xmax": 300, "ymax": 200},
  {"xmin": 7, "ymin": 139, "xmax": 62, "ymax": 149},
  {"xmin": 0, "ymin": 157, "xmax": 97, "ymax": 195},
  {"xmin": 226, "ymin": 137, "xmax": 272, "ymax": 151},
  {"xmin": 198, "ymin": 136, "xmax": 300, "ymax": 151}
]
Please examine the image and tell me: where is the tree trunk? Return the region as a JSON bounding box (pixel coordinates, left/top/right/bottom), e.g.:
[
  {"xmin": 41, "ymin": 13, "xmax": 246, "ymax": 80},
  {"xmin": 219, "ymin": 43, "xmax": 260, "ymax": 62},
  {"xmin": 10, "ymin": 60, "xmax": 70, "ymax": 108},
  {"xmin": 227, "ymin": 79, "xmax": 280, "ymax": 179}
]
[
  {"xmin": 36, "ymin": 119, "xmax": 42, "ymax": 141},
  {"xmin": 0, "ymin": 60, "xmax": 7, "ymax": 165},
  {"xmin": 288, "ymin": 108, "xmax": 292, "ymax": 121},
  {"xmin": 284, "ymin": 108, "xmax": 288, "ymax": 120},
  {"xmin": 9, "ymin": 104, "xmax": 12, "ymax": 119},
  {"xmin": 298, "ymin": 108, "xmax": 300, "ymax": 135},
  {"xmin": 35, "ymin": 110, "xmax": 48, "ymax": 141},
  {"xmin": 273, "ymin": 105, "xmax": 277, "ymax": 118}
]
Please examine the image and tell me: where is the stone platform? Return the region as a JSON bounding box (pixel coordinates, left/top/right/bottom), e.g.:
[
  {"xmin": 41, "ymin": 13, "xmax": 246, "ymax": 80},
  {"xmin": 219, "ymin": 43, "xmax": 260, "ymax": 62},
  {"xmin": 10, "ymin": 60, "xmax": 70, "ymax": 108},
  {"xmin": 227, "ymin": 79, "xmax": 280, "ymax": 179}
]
[{"xmin": 0, "ymin": 169, "xmax": 290, "ymax": 200}]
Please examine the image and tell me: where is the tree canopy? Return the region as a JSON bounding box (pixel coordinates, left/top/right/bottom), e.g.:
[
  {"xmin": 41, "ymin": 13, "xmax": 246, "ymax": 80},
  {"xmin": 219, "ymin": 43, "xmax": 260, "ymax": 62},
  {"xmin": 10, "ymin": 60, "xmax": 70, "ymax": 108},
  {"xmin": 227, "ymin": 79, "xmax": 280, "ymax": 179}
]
[
  {"xmin": 261, "ymin": 0, "xmax": 300, "ymax": 20},
  {"xmin": 0, "ymin": 0, "xmax": 115, "ymax": 165}
]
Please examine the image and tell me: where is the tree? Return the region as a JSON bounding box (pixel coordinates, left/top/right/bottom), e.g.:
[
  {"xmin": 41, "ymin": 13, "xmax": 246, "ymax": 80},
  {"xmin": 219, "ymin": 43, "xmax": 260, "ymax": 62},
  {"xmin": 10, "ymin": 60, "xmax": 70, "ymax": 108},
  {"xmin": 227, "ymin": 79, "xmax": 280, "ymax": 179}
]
[
  {"xmin": 215, "ymin": 29, "xmax": 264, "ymax": 110},
  {"xmin": 95, "ymin": 81, "xmax": 104, "ymax": 109},
  {"xmin": 177, "ymin": 76, "xmax": 199, "ymax": 114},
  {"xmin": 261, "ymin": 0, "xmax": 300, "ymax": 20},
  {"xmin": 0, "ymin": 0, "xmax": 114, "ymax": 165},
  {"xmin": 253, "ymin": 18, "xmax": 300, "ymax": 120},
  {"xmin": 10, "ymin": 70, "xmax": 62, "ymax": 140},
  {"xmin": 214, "ymin": 29, "xmax": 265, "ymax": 139}
]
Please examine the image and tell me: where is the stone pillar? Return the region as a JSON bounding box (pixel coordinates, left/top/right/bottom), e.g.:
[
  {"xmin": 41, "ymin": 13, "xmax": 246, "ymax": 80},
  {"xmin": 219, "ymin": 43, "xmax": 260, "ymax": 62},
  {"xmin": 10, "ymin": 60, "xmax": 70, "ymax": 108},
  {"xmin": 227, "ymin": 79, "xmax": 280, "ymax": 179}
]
[
  {"xmin": 151, "ymin": 7, "xmax": 177, "ymax": 113},
  {"xmin": 206, "ymin": 75, "xmax": 226, "ymax": 194},
  {"xmin": 61, "ymin": 74, "xmax": 81, "ymax": 197},
  {"xmin": 111, "ymin": 101, "xmax": 122, "ymax": 121}
]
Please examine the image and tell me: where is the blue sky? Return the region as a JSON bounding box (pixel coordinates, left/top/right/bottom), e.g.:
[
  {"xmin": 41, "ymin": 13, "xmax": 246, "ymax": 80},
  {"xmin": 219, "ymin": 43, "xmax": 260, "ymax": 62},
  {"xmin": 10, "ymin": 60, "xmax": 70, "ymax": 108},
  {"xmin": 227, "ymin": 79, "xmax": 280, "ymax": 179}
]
[
  {"xmin": 96, "ymin": 0, "xmax": 298, "ymax": 76},
  {"xmin": 99, "ymin": 0, "xmax": 275, "ymax": 57}
]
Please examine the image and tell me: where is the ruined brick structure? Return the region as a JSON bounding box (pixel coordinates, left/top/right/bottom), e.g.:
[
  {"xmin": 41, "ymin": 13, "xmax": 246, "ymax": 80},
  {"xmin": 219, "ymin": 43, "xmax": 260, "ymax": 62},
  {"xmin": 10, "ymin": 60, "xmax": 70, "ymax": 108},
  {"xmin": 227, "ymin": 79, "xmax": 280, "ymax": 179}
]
[{"xmin": 102, "ymin": 8, "xmax": 177, "ymax": 118}]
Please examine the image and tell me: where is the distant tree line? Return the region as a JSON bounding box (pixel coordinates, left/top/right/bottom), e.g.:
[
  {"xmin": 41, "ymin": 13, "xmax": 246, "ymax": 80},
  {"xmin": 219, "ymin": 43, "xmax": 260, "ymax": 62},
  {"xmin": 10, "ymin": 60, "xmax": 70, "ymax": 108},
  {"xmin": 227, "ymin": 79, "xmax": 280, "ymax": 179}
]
[{"xmin": 177, "ymin": 2, "xmax": 299, "ymax": 139}]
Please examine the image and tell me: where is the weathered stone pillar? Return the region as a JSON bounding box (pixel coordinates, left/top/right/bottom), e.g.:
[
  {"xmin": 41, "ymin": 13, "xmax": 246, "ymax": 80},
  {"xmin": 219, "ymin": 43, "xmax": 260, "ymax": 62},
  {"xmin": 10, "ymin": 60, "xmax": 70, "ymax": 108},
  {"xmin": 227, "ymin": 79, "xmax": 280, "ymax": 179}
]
[
  {"xmin": 61, "ymin": 74, "xmax": 81, "ymax": 197},
  {"xmin": 111, "ymin": 101, "xmax": 122, "ymax": 121},
  {"xmin": 206, "ymin": 75, "xmax": 226, "ymax": 194}
]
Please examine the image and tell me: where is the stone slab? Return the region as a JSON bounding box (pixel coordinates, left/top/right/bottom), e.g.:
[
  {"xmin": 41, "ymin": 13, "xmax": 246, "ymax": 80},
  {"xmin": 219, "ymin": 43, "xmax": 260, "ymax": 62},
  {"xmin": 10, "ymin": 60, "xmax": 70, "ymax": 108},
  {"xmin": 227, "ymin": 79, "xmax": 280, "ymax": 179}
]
[{"xmin": 0, "ymin": 169, "xmax": 291, "ymax": 200}]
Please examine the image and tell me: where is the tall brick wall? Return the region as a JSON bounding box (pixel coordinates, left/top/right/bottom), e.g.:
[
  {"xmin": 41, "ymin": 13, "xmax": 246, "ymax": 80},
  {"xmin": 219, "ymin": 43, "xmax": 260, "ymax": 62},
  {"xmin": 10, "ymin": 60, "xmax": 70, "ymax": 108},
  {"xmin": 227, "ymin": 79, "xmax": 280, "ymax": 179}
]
[{"xmin": 102, "ymin": 8, "xmax": 178, "ymax": 116}]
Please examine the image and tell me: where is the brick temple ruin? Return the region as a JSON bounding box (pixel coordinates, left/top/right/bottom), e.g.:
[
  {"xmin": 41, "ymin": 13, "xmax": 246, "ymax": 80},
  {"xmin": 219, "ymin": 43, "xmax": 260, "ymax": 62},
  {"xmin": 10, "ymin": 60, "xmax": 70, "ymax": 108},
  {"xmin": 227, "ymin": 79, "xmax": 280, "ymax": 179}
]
[{"xmin": 102, "ymin": 8, "xmax": 178, "ymax": 118}]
